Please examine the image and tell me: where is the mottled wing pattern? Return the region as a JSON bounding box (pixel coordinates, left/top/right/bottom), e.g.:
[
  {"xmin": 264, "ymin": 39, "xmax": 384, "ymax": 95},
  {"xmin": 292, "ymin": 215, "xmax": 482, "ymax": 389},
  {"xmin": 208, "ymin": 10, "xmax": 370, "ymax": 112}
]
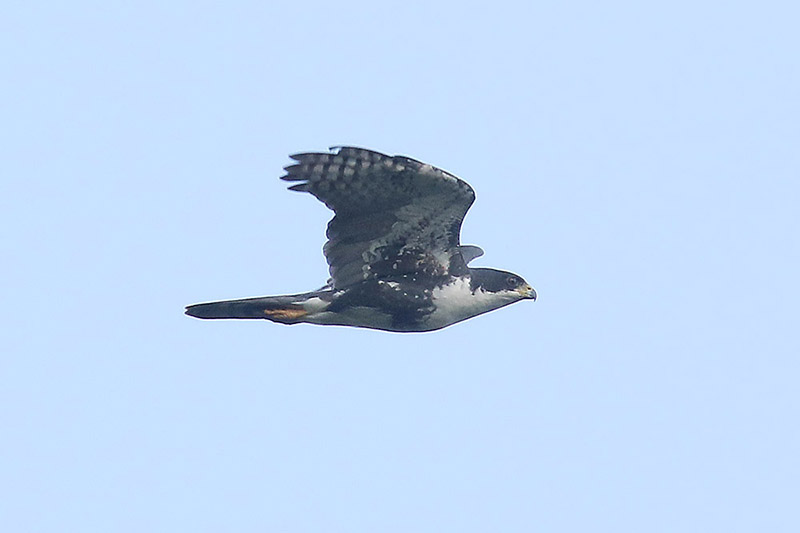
[{"xmin": 281, "ymin": 147, "xmax": 476, "ymax": 288}]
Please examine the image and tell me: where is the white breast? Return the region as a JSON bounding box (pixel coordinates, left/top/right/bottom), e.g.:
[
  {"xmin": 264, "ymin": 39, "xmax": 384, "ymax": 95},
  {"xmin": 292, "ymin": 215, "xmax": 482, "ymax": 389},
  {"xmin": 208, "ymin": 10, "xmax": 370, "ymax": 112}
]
[{"xmin": 425, "ymin": 277, "xmax": 518, "ymax": 330}]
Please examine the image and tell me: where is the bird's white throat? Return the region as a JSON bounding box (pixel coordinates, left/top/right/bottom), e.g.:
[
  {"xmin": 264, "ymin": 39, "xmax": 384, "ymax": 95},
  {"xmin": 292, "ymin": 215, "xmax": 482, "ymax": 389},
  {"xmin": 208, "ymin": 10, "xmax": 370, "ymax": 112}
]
[{"xmin": 427, "ymin": 276, "xmax": 518, "ymax": 329}]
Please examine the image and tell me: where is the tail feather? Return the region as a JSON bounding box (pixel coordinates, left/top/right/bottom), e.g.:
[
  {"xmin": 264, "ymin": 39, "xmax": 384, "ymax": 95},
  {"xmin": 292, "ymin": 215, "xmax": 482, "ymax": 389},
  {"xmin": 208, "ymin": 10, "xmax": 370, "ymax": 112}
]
[{"xmin": 185, "ymin": 294, "xmax": 316, "ymax": 322}]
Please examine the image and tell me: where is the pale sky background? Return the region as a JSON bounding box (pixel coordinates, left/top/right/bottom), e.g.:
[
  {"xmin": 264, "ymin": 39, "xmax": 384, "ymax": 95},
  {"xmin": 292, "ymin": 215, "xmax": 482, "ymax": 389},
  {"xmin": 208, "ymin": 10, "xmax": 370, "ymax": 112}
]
[{"xmin": 3, "ymin": 1, "xmax": 799, "ymax": 532}]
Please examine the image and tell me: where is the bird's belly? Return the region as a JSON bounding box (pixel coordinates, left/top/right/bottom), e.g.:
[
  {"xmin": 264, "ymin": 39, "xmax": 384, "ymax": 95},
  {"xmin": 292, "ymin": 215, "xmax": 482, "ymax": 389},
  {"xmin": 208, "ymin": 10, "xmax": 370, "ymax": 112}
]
[
  {"xmin": 306, "ymin": 306, "xmax": 397, "ymax": 331},
  {"xmin": 301, "ymin": 278, "xmax": 516, "ymax": 332}
]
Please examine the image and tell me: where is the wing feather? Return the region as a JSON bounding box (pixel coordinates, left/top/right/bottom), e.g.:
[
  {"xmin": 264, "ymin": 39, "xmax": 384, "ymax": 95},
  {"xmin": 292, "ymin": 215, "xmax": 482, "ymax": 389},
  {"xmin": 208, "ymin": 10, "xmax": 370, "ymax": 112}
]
[{"xmin": 281, "ymin": 147, "xmax": 477, "ymax": 288}]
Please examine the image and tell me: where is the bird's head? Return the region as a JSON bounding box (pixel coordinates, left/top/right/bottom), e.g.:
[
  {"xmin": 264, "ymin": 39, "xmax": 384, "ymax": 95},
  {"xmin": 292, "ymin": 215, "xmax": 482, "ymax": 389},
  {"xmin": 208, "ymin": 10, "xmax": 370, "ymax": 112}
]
[{"xmin": 469, "ymin": 268, "xmax": 537, "ymax": 301}]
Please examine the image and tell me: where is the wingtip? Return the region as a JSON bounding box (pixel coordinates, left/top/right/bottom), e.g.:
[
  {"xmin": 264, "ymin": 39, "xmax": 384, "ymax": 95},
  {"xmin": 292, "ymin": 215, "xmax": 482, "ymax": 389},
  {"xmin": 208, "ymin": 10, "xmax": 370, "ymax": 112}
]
[
  {"xmin": 185, "ymin": 304, "xmax": 204, "ymax": 319},
  {"xmin": 287, "ymin": 152, "xmax": 314, "ymax": 162},
  {"xmin": 280, "ymin": 163, "xmax": 304, "ymax": 181}
]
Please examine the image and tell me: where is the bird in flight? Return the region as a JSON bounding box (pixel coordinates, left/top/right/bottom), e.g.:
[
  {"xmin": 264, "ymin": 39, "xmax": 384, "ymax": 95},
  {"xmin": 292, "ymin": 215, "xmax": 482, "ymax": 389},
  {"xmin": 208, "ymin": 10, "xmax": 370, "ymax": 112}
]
[{"xmin": 186, "ymin": 147, "xmax": 536, "ymax": 332}]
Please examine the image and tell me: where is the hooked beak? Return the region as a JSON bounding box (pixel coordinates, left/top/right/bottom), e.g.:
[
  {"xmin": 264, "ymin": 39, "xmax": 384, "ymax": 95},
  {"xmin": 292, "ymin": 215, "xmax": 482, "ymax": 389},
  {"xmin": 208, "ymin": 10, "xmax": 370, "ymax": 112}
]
[{"xmin": 518, "ymin": 284, "xmax": 537, "ymax": 301}]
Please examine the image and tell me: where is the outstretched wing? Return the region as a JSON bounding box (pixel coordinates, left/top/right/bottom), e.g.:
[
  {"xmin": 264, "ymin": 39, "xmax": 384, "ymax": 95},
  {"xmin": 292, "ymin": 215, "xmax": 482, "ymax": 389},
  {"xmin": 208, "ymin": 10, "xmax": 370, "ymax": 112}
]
[{"xmin": 281, "ymin": 147, "xmax": 477, "ymax": 289}]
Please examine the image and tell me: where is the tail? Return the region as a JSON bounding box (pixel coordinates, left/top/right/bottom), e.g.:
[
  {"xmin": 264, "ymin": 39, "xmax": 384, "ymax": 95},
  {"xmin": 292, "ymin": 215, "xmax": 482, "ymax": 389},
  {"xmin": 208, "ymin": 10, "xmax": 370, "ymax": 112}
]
[{"xmin": 185, "ymin": 292, "xmax": 327, "ymax": 323}]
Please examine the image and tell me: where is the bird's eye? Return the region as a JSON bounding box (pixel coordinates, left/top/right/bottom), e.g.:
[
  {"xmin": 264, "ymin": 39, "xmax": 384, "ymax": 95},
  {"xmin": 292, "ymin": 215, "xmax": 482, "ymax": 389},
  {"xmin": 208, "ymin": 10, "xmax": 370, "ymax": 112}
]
[{"xmin": 506, "ymin": 276, "xmax": 518, "ymax": 287}]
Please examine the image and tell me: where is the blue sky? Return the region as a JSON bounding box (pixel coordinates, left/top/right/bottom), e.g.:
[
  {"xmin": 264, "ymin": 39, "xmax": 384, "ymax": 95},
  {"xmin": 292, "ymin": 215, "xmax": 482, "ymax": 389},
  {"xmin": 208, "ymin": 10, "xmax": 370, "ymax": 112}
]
[{"xmin": 3, "ymin": 1, "xmax": 799, "ymax": 531}]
